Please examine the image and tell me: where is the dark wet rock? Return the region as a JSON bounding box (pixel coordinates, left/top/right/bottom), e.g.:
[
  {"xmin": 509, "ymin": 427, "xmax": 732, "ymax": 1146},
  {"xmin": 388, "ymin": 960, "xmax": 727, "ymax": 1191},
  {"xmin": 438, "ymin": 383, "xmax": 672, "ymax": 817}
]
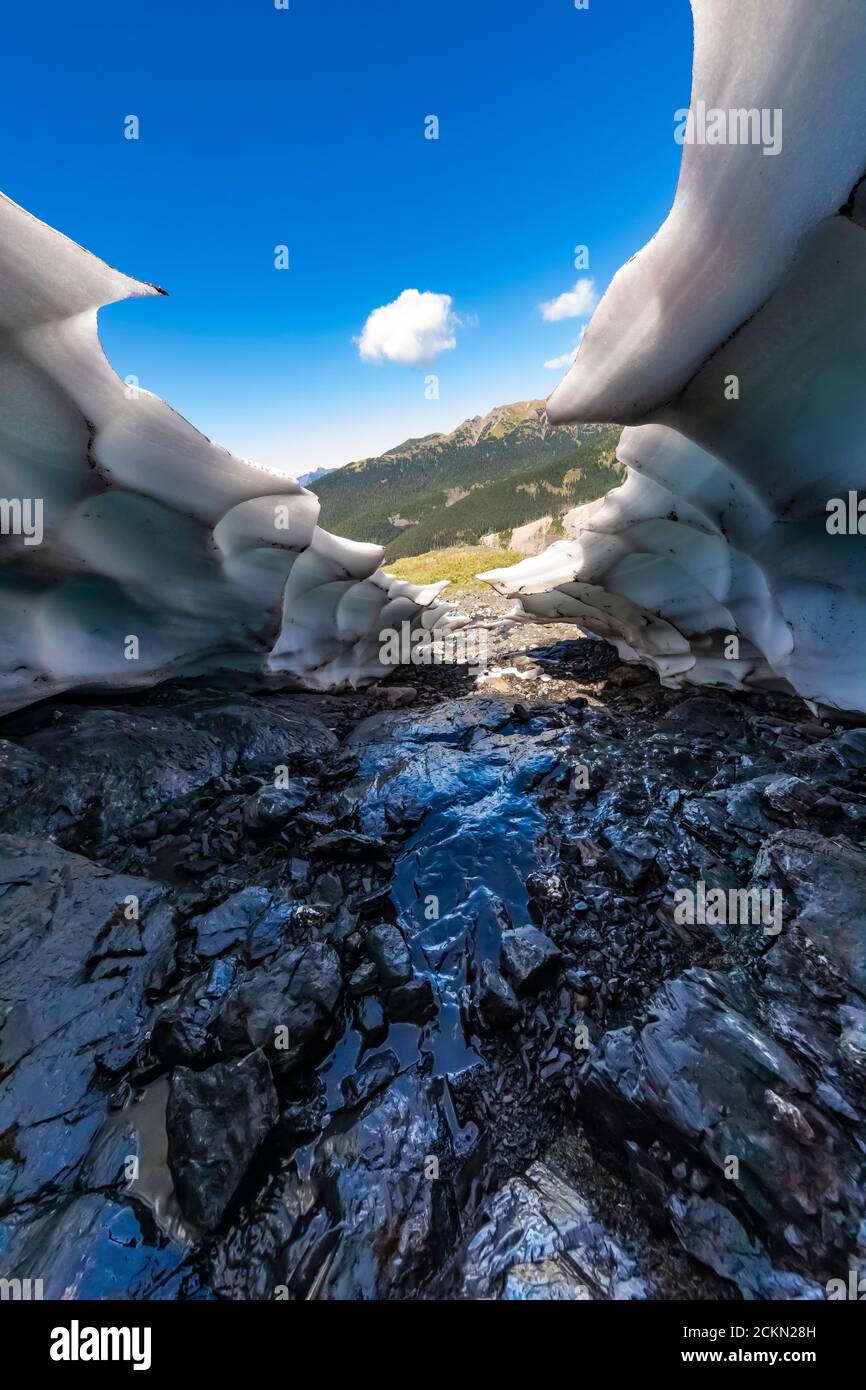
[
  {"xmin": 355, "ymin": 994, "xmax": 388, "ymax": 1045},
  {"xmin": 352, "ymin": 883, "xmax": 397, "ymax": 925},
  {"xmin": 333, "ymin": 915, "xmax": 359, "ymax": 948},
  {"xmin": 185, "ymin": 698, "xmax": 337, "ymax": 776},
  {"xmin": 384, "ymin": 792, "xmax": 427, "ymax": 832},
  {"xmin": 658, "ymin": 696, "xmax": 745, "ymax": 737},
  {"xmin": 526, "ymin": 871, "xmax": 566, "ymax": 905},
  {"xmin": 308, "ymin": 830, "xmax": 391, "ymax": 863},
  {"xmin": 761, "ymin": 932, "xmax": 844, "ymax": 1072},
  {"xmin": 209, "ymin": 1074, "xmax": 457, "ymax": 1300},
  {"xmin": 0, "ymin": 696, "xmax": 336, "ymax": 852},
  {"xmin": 762, "ymin": 775, "xmax": 822, "ymax": 819},
  {"xmin": 76, "ymin": 1104, "xmax": 144, "ymax": 1193},
  {"xmin": 0, "ymin": 739, "xmax": 48, "ymax": 821},
  {"xmin": 2, "ymin": 708, "xmax": 225, "ymax": 848},
  {"xmin": 0, "ymin": 834, "xmax": 174, "ymax": 1012},
  {"xmin": 704, "ymin": 777, "xmax": 778, "ymax": 841},
  {"xmin": 289, "ymin": 857, "xmax": 311, "ymax": 889},
  {"xmin": 605, "ymin": 833, "xmax": 659, "ymax": 888},
  {"xmin": 0, "ymin": 835, "xmax": 174, "ymax": 1207},
  {"xmin": 501, "ymin": 926, "xmax": 561, "ymax": 998},
  {"xmin": 277, "ymin": 1087, "xmax": 328, "ymax": 1146},
  {"xmin": 457, "ymin": 1160, "xmax": 646, "ymax": 1300},
  {"xmin": 754, "ymin": 832, "xmax": 866, "ymax": 994},
  {"xmin": 366, "ymin": 923, "xmax": 412, "ymax": 989},
  {"xmin": 583, "ymin": 968, "xmax": 866, "ymax": 1290},
  {"xmin": 0, "ymin": 1103, "xmax": 104, "ymax": 1215},
  {"xmin": 764, "ymin": 1088, "xmax": 815, "ymax": 1144},
  {"xmin": 192, "ymin": 886, "xmax": 291, "ymax": 960},
  {"xmin": 167, "ymin": 1049, "xmax": 278, "ymax": 1233},
  {"xmin": 348, "ymin": 961, "xmax": 379, "ymax": 997},
  {"xmin": 296, "ymin": 809, "xmax": 336, "ymax": 835},
  {"xmin": 159, "ymin": 805, "xmax": 192, "ymax": 835},
  {"xmin": 0, "ymin": 1194, "xmax": 187, "ymax": 1299},
  {"xmin": 175, "ymin": 873, "xmax": 243, "ymax": 922},
  {"xmin": 832, "ymin": 728, "xmax": 866, "ymax": 769},
  {"xmin": 319, "ymin": 752, "xmax": 360, "ymax": 786},
  {"xmin": 346, "ymin": 701, "xmax": 537, "ymax": 841},
  {"xmin": 313, "ymin": 871, "xmax": 344, "ymax": 906},
  {"xmin": 150, "ymin": 957, "xmax": 241, "ymax": 1068},
  {"xmin": 387, "ymin": 977, "xmax": 436, "ymax": 1025},
  {"xmin": 680, "ymin": 796, "xmax": 737, "ymax": 849},
  {"xmin": 667, "ymin": 1194, "xmax": 823, "ymax": 1300},
  {"xmin": 346, "ymin": 707, "xmax": 568, "ymax": 1095},
  {"xmin": 341, "ymin": 1049, "xmax": 400, "ymax": 1107},
  {"xmin": 475, "ymin": 960, "xmax": 521, "ymax": 1031},
  {"xmin": 215, "ymin": 941, "xmax": 343, "ymax": 1074},
  {"xmin": 348, "ymin": 697, "xmax": 512, "ymax": 756},
  {"xmin": 838, "ymin": 1007, "xmax": 866, "ymax": 1086},
  {"xmin": 131, "ymin": 815, "xmax": 160, "ymax": 843},
  {"xmin": 241, "ymin": 783, "xmax": 309, "ymax": 835},
  {"xmin": 248, "ymin": 900, "xmax": 298, "ymax": 963}
]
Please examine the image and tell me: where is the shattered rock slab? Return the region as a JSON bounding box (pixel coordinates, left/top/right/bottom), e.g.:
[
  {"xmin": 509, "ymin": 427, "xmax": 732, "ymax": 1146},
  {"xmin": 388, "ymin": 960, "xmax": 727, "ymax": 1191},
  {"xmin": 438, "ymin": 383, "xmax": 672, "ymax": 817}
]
[
  {"xmin": 0, "ymin": 834, "xmax": 175, "ymax": 1208},
  {"xmin": 583, "ymin": 967, "xmax": 865, "ymax": 1295},
  {"xmin": 210, "ymin": 1074, "xmax": 457, "ymax": 1301},
  {"xmin": 458, "ymin": 1160, "xmax": 646, "ymax": 1300}
]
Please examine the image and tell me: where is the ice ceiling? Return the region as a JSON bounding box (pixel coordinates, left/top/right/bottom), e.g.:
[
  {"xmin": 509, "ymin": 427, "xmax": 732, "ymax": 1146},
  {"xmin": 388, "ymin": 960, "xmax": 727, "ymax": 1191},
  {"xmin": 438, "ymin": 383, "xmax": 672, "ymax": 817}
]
[
  {"xmin": 482, "ymin": 0, "xmax": 866, "ymax": 715},
  {"xmin": 0, "ymin": 193, "xmax": 457, "ymax": 713}
]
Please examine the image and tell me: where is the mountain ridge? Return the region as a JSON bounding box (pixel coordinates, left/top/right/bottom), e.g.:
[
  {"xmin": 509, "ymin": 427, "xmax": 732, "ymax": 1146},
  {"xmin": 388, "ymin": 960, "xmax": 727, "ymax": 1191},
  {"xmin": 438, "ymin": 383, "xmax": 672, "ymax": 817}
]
[{"xmin": 310, "ymin": 400, "xmax": 623, "ymax": 558}]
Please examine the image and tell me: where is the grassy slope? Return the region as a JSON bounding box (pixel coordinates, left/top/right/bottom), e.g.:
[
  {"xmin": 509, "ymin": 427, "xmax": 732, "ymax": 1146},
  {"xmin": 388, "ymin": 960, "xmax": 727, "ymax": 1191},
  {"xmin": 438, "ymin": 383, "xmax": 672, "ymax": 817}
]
[{"xmin": 385, "ymin": 546, "xmax": 527, "ymax": 592}]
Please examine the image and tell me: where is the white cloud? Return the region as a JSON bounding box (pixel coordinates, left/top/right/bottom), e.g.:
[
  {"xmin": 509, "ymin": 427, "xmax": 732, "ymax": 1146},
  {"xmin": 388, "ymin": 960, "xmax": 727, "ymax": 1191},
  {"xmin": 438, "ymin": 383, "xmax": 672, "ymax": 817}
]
[
  {"xmin": 544, "ymin": 349, "xmax": 577, "ymax": 370},
  {"xmin": 357, "ymin": 289, "xmax": 460, "ymax": 366},
  {"xmin": 540, "ymin": 277, "xmax": 598, "ymax": 323},
  {"xmin": 544, "ymin": 326, "xmax": 586, "ymax": 370}
]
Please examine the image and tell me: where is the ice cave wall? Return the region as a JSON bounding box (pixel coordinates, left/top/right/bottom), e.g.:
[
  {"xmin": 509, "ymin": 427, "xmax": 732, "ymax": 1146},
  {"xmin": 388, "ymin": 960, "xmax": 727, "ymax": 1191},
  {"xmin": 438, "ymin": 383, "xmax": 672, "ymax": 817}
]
[
  {"xmin": 482, "ymin": 0, "xmax": 866, "ymax": 714},
  {"xmin": 0, "ymin": 192, "xmax": 456, "ymax": 714}
]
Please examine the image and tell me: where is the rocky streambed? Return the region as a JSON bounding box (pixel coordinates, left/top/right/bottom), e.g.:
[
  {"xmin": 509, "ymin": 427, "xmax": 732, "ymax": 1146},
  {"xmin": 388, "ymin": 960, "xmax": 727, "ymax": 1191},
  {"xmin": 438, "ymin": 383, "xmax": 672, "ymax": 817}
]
[{"xmin": 1, "ymin": 610, "xmax": 865, "ymax": 1300}]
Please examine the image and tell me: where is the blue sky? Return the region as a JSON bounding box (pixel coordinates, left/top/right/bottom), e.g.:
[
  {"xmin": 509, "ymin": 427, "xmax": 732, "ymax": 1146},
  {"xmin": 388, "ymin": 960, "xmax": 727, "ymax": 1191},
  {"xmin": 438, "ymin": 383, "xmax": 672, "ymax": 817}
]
[{"xmin": 1, "ymin": 0, "xmax": 693, "ymax": 475}]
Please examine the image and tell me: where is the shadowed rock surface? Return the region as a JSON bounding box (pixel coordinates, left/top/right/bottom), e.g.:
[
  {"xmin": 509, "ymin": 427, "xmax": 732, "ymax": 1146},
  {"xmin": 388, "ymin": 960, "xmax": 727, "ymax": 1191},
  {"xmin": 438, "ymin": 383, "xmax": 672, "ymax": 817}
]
[{"xmin": 167, "ymin": 1050, "xmax": 278, "ymax": 1233}]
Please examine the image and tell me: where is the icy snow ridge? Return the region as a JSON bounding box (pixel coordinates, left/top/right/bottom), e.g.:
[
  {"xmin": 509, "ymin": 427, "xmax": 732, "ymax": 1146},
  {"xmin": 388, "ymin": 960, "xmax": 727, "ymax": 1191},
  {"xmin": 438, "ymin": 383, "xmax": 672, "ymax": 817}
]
[
  {"xmin": 0, "ymin": 193, "xmax": 458, "ymax": 713},
  {"xmin": 481, "ymin": 0, "xmax": 866, "ymax": 714}
]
